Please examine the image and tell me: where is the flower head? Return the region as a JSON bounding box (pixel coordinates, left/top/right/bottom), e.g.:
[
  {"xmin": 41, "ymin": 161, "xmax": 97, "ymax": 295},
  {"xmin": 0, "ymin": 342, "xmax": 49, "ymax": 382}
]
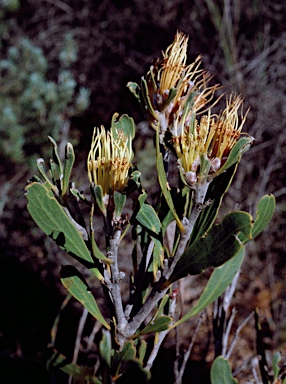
[
  {"xmin": 205, "ymin": 94, "xmax": 248, "ymax": 160},
  {"xmin": 172, "ymin": 94, "xmax": 248, "ymax": 186},
  {"xmin": 142, "ymin": 31, "xmax": 219, "ymax": 135},
  {"xmin": 87, "ymin": 126, "xmax": 132, "ymax": 196}
]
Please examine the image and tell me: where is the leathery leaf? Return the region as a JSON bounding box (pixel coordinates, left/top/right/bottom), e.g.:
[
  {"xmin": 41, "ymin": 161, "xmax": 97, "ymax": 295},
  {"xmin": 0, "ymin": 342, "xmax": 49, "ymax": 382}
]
[
  {"xmin": 167, "ymin": 211, "xmax": 252, "ymax": 284},
  {"xmin": 189, "ymin": 163, "xmax": 238, "ymax": 244},
  {"xmin": 26, "ymin": 182, "xmax": 93, "ymax": 263},
  {"xmin": 212, "ymin": 136, "xmax": 253, "ymax": 178},
  {"xmin": 239, "ymin": 194, "xmax": 276, "ymax": 244},
  {"xmin": 250, "ymin": 194, "xmax": 275, "ymax": 240},
  {"xmin": 136, "ymin": 203, "xmax": 161, "ymax": 235},
  {"xmin": 211, "ymin": 356, "xmax": 238, "ymax": 384},
  {"xmin": 99, "ymin": 330, "xmax": 112, "ymax": 367},
  {"xmin": 172, "ymin": 247, "xmax": 245, "ymax": 328},
  {"xmin": 156, "ymin": 128, "xmax": 185, "ymax": 233},
  {"xmin": 137, "ymin": 316, "xmax": 172, "ymax": 336},
  {"xmin": 60, "ymin": 265, "xmax": 110, "ymax": 329},
  {"xmin": 62, "ymin": 142, "xmax": 75, "ymax": 196},
  {"xmin": 111, "ymin": 113, "xmax": 135, "ymax": 159}
]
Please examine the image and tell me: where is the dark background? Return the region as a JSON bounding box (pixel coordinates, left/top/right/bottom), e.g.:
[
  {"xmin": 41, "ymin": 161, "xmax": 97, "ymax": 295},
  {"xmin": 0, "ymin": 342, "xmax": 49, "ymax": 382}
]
[{"xmin": 0, "ymin": 0, "xmax": 285, "ymax": 383}]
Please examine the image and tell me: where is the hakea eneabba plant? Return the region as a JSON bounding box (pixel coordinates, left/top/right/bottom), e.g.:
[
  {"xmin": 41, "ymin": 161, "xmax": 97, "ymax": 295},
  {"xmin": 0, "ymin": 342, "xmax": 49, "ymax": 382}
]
[{"xmin": 25, "ymin": 31, "xmax": 275, "ymax": 383}]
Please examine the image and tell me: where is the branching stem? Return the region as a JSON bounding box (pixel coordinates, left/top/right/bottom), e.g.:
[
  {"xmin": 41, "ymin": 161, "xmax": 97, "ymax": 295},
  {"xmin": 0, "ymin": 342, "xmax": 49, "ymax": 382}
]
[{"xmin": 120, "ymin": 181, "xmax": 210, "ymax": 341}]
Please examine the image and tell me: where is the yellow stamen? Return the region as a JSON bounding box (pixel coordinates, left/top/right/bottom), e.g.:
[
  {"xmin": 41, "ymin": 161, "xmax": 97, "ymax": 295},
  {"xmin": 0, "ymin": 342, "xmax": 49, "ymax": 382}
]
[
  {"xmin": 172, "ymin": 94, "xmax": 248, "ymax": 185},
  {"xmin": 159, "ymin": 31, "xmax": 188, "ymax": 92},
  {"xmin": 206, "ymin": 94, "xmax": 247, "ymax": 159},
  {"xmin": 87, "ymin": 127, "xmax": 132, "ymax": 196},
  {"xmin": 145, "ymin": 31, "xmax": 220, "ymax": 134}
]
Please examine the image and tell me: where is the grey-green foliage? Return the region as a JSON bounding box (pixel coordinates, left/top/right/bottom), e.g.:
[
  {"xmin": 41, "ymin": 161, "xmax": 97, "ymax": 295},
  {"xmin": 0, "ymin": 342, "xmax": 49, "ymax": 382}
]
[{"xmin": 0, "ymin": 35, "xmax": 90, "ymax": 163}]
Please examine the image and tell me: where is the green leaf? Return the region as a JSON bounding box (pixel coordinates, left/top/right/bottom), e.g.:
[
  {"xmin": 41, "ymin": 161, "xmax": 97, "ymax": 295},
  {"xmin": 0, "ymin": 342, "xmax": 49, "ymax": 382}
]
[
  {"xmin": 26, "ymin": 182, "xmax": 93, "ymax": 263},
  {"xmin": 212, "ymin": 136, "xmax": 253, "ymax": 178},
  {"xmin": 239, "ymin": 194, "xmax": 276, "ymax": 244},
  {"xmin": 114, "ymin": 191, "xmax": 127, "ymax": 219},
  {"xmin": 126, "ymin": 168, "xmax": 141, "ymax": 195},
  {"xmin": 115, "ymin": 341, "xmax": 136, "ymax": 363},
  {"xmin": 138, "ymin": 316, "xmax": 172, "ymax": 336},
  {"xmin": 49, "ymin": 159, "xmax": 60, "ymax": 187},
  {"xmin": 127, "ymin": 81, "xmax": 141, "ymax": 103},
  {"xmin": 138, "ymin": 339, "xmax": 147, "ymax": 364},
  {"xmin": 90, "ymin": 267, "xmax": 104, "ymax": 282},
  {"xmin": 153, "ymin": 294, "xmax": 169, "ymax": 320},
  {"xmin": 272, "ymin": 351, "xmax": 281, "ymax": 381},
  {"xmin": 36, "ymin": 158, "xmax": 55, "ymax": 189},
  {"xmin": 47, "ymin": 348, "xmax": 103, "ymax": 384},
  {"xmin": 132, "ymin": 190, "xmax": 161, "ymax": 236},
  {"xmin": 112, "ymin": 113, "xmax": 135, "ymax": 139},
  {"xmin": 91, "ymin": 184, "xmax": 106, "ymax": 216},
  {"xmin": 189, "ymin": 163, "xmax": 238, "ymax": 244},
  {"xmin": 111, "ymin": 341, "xmax": 136, "ymax": 378},
  {"xmin": 172, "ymin": 247, "xmax": 245, "ymax": 327},
  {"xmin": 252, "ymin": 194, "xmax": 276, "ymax": 239},
  {"xmin": 99, "ymin": 329, "xmax": 112, "ymax": 367},
  {"xmin": 62, "ymin": 142, "xmax": 75, "ymax": 196},
  {"xmin": 70, "ymin": 186, "xmax": 87, "ymax": 202},
  {"xmin": 156, "ymin": 129, "xmax": 185, "ymax": 233},
  {"xmin": 136, "ymin": 203, "xmax": 161, "ymax": 235},
  {"xmin": 60, "ymin": 265, "xmax": 110, "ymax": 329},
  {"xmin": 211, "ymin": 356, "xmax": 238, "ymax": 384},
  {"xmin": 91, "ymin": 232, "xmax": 110, "ymax": 263},
  {"xmin": 162, "ymin": 209, "xmax": 176, "ymax": 236},
  {"xmin": 131, "ymin": 190, "xmax": 147, "ymax": 224},
  {"xmin": 111, "ymin": 113, "xmax": 135, "ymax": 158},
  {"xmin": 140, "ymin": 77, "xmax": 158, "ymax": 120},
  {"xmin": 167, "ymin": 211, "xmax": 251, "ymax": 283},
  {"xmin": 48, "ymin": 136, "xmax": 63, "ymax": 181},
  {"xmin": 149, "ymin": 237, "xmax": 164, "ymax": 277}
]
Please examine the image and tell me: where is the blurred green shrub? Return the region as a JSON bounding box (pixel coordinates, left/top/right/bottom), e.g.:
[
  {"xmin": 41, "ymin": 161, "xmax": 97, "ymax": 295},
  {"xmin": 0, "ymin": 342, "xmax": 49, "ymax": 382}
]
[
  {"xmin": 0, "ymin": 35, "xmax": 90, "ymax": 164},
  {"xmin": 0, "ymin": 0, "xmax": 20, "ymax": 14}
]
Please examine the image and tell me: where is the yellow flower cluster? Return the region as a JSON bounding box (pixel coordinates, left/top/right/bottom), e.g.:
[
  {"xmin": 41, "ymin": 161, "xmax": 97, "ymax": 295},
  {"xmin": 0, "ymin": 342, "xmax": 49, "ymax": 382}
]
[
  {"xmin": 145, "ymin": 31, "xmax": 219, "ymax": 134},
  {"xmin": 87, "ymin": 127, "xmax": 132, "ymax": 196},
  {"xmin": 142, "ymin": 31, "xmax": 248, "ymax": 186},
  {"xmin": 172, "ymin": 94, "xmax": 248, "ymax": 185},
  {"xmin": 89, "ymin": 32, "xmax": 249, "ymax": 192}
]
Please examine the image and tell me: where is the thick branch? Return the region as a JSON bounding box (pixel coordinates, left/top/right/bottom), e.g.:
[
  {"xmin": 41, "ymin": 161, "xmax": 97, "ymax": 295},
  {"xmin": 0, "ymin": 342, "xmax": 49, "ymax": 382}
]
[
  {"xmin": 121, "ymin": 287, "xmax": 167, "ymax": 339},
  {"xmin": 104, "ymin": 229, "xmax": 127, "ymax": 333}
]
